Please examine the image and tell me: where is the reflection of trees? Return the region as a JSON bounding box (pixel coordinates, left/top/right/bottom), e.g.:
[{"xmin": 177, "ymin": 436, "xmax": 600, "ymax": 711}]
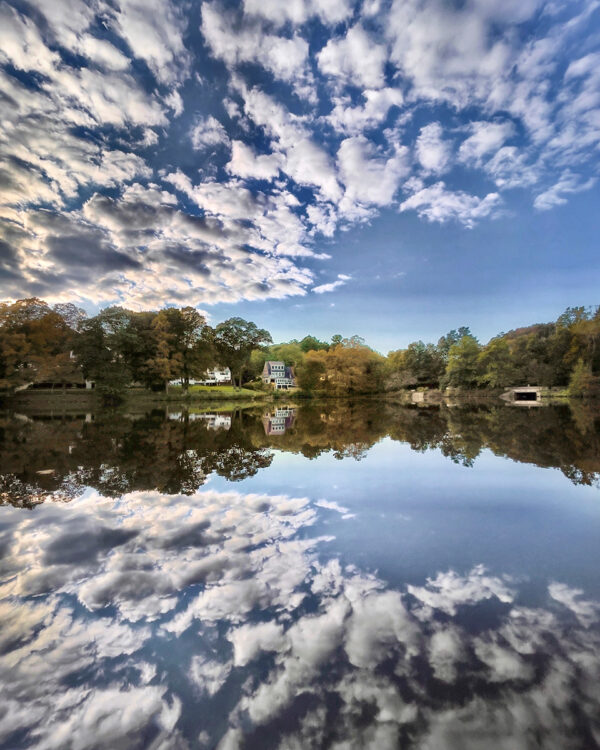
[
  {"xmin": 247, "ymin": 400, "xmax": 393, "ymax": 460},
  {"xmin": 388, "ymin": 403, "xmax": 600, "ymax": 485},
  {"xmin": 0, "ymin": 411, "xmax": 274, "ymax": 506},
  {"xmin": 203, "ymin": 446, "xmax": 273, "ymax": 481},
  {"xmin": 1, "ymin": 401, "xmax": 599, "ymax": 507}
]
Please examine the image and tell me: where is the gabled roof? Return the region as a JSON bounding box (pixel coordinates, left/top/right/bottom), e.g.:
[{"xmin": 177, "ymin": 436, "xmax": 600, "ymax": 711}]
[{"xmin": 263, "ymin": 361, "xmax": 295, "ymax": 380}]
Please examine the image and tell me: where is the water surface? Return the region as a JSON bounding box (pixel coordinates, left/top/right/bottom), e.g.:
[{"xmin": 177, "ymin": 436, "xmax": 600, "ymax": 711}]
[{"xmin": 1, "ymin": 401, "xmax": 599, "ymax": 749}]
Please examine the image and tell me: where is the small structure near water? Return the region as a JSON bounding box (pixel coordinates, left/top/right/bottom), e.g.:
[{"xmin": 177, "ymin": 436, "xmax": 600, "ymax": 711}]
[{"xmin": 501, "ymin": 386, "xmax": 543, "ymax": 405}]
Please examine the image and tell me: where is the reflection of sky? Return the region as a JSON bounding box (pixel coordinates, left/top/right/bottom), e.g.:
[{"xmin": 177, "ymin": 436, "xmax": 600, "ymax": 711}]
[
  {"xmin": 1, "ymin": 444, "xmax": 600, "ymax": 748},
  {"xmin": 211, "ymin": 440, "xmax": 600, "ymax": 596}
]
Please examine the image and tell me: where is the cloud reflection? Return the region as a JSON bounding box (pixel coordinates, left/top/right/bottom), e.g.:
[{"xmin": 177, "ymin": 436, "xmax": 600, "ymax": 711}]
[{"xmin": 0, "ymin": 488, "xmax": 599, "ymax": 749}]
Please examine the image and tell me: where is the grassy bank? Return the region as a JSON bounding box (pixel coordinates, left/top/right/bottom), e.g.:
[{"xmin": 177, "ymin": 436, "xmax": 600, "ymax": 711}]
[
  {"xmin": 8, "ymin": 385, "xmax": 268, "ymax": 411},
  {"xmin": 131, "ymin": 385, "xmax": 264, "ymax": 401}
]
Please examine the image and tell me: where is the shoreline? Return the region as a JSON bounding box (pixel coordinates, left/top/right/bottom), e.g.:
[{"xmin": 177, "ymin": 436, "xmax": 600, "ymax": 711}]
[{"xmin": 3, "ymin": 385, "xmax": 582, "ymax": 413}]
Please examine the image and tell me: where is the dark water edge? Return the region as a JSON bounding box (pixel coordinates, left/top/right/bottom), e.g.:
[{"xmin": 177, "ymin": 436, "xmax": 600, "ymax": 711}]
[
  {"xmin": 1, "ymin": 400, "xmax": 599, "ymax": 749},
  {"xmin": 2, "ymin": 399, "xmax": 600, "ymax": 506}
]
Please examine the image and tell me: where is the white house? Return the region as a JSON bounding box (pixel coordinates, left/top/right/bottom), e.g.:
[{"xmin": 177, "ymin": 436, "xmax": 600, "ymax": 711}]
[
  {"xmin": 197, "ymin": 367, "xmax": 232, "ymax": 385},
  {"xmin": 261, "ymin": 361, "xmax": 295, "ymax": 389},
  {"xmin": 169, "ymin": 367, "xmax": 232, "ymax": 387}
]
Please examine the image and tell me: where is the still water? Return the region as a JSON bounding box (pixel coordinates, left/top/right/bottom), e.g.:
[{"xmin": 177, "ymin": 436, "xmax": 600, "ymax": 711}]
[{"xmin": 1, "ymin": 400, "xmax": 599, "ymax": 749}]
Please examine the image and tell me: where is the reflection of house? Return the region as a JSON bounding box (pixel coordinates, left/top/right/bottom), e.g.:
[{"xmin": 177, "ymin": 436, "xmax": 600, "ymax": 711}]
[
  {"xmin": 168, "ymin": 412, "xmax": 232, "ymax": 429},
  {"xmin": 262, "ymin": 407, "xmax": 296, "ymax": 435},
  {"xmin": 261, "ymin": 361, "xmax": 295, "ymax": 389},
  {"xmin": 201, "ymin": 414, "xmax": 232, "ymax": 430}
]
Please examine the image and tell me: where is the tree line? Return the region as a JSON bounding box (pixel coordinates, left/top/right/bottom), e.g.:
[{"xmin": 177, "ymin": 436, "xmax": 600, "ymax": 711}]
[
  {"xmin": 1, "ymin": 298, "xmax": 599, "ymax": 399},
  {"xmin": 0, "ymin": 298, "xmax": 271, "ymax": 399},
  {"xmin": 258, "ymin": 308, "xmax": 600, "ymax": 397}
]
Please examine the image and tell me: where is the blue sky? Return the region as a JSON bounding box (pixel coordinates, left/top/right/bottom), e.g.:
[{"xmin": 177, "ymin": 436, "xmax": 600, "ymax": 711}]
[{"xmin": 1, "ymin": 0, "xmax": 599, "ymax": 351}]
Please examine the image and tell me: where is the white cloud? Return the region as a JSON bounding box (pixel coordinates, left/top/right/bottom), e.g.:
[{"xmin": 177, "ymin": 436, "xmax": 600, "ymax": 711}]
[
  {"xmin": 318, "ymin": 24, "xmax": 388, "ymax": 90},
  {"xmin": 190, "ymin": 116, "xmax": 231, "ymax": 150},
  {"xmin": 326, "ymin": 88, "xmax": 404, "ymax": 135},
  {"xmin": 226, "ymin": 141, "xmax": 281, "ymax": 180},
  {"xmin": 1, "ymin": 0, "xmax": 598, "ymax": 310},
  {"xmin": 549, "ymin": 581, "xmax": 600, "ymax": 627},
  {"xmin": 534, "ymin": 171, "xmax": 596, "ymax": 210},
  {"xmin": 228, "ymin": 622, "xmax": 286, "ymax": 666},
  {"xmin": 2, "ymin": 179, "xmax": 318, "ymax": 307},
  {"xmin": 415, "ymin": 122, "xmax": 452, "ymax": 174},
  {"xmin": 1, "ymin": 483, "xmax": 600, "ymax": 750},
  {"xmin": 484, "ymin": 145, "xmax": 539, "ymax": 190},
  {"xmin": 189, "ymin": 655, "xmax": 232, "ymax": 695},
  {"xmin": 312, "ymin": 274, "xmax": 351, "ymax": 294},
  {"xmin": 110, "ymin": 0, "xmax": 191, "ymax": 86},
  {"xmin": 201, "ymin": 3, "xmax": 315, "ymax": 100},
  {"xmin": 306, "ymin": 203, "xmax": 337, "ymax": 237},
  {"xmin": 400, "ymin": 182, "xmax": 502, "ymax": 227},
  {"xmin": 458, "ymin": 121, "xmax": 516, "ymax": 166},
  {"xmin": 75, "ymin": 36, "xmax": 131, "ymax": 71},
  {"xmin": 242, "ymin": 0, "xmax": 353, "ymax": 27},
  {"xmin": 407, "ymin": 564, "xmax": 515, "ymax": 616},
  {"xmin": 385, "ymin": 0, "xmax": 540, "ymax": 108},
  {"xmin": 473, "ymin": 637, "xmax": 534, "ymax": 682},
  {"xmin": 338, "ymin": 136, "xmax": 410, "ymax": 214},
  {"xmin": 428, "ymin": 627, "xmax": 465, "ymax": 682}
]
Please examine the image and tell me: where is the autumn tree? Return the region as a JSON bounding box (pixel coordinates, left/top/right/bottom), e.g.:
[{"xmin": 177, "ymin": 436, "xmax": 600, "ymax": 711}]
[
  {"xmin": 0, "ymin": 298, "xmax": 84, "ymax": 390},
  {"xmin": 213, "ymin": 318, "xmax": 272, "ymax": 388},
  {"xmin": 142, "ymin": 307, "xmax": 211, "ymax": 391},
  {"xmin": 297, "ymin": 343, "xmax": 384, "ymax": 395}
]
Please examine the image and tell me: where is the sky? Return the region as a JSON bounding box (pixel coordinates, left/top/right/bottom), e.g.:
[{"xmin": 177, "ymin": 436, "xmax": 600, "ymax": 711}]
[{"xmin": 0, "ymin": 0, "xmax": 599, "ymax": 352}]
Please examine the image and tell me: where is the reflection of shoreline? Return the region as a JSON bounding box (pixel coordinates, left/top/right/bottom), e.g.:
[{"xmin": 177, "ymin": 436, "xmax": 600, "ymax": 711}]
[
  {"xmin": 1, "ymin": 401, "xmax": 599, "ymax": 509},
  {"xmin": 0, "ymin": 487, "xmax": 598, "ymax": 749}
]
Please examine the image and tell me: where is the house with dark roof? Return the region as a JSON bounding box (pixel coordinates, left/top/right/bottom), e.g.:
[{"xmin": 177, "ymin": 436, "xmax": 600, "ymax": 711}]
[{"xmin": 261, "ymin": 361, "xmax": 296, "ymax": 389}]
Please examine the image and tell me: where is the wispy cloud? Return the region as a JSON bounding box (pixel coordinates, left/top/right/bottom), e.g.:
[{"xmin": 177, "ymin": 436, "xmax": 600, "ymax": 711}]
[{"xmin": 312, "ymin": 274, "xmax": 352, "ymax": 294}]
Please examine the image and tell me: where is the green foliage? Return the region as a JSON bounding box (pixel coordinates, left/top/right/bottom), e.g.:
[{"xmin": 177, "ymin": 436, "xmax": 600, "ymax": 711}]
[
  {"xmin": 295, "ymin": 354, "xmax": 326, "ymax": 392},
  {"xmin": 387, "ymin": 341, "xmax": 445, "ymax": 388},
  {"xmin": 437, "ymin": 327, "xmax": 472, "ymax": 358},
  {"xmin": 477, "ymin": 338, "xmax": 517, "ymax": 388},
  {"xmin": 3, "ymin": 298, "xmax": 600, "ymax": 399},
  {"xmin": 213, "ymin": 318, "xmax": 272, "ymax": 387},
  {"xmin": 74, "ymin": 314, "xmax": 131, "ymax": 402},
  {"xmin": 442, "ymin": 335, "xmax": 481, "ymax": 389},
  {"xmin": 568, "ymin": 358, "xmax": 600, "ymax": 398},
  {"xmin": 298, "ymin": 335, "xmax": 329, "ymax": 352}
]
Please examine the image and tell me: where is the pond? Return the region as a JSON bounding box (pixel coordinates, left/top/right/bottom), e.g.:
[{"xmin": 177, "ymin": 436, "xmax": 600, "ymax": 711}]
[{"xmin": 1, "ymin": 400, "xmax": 600, "ymax": 749}]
